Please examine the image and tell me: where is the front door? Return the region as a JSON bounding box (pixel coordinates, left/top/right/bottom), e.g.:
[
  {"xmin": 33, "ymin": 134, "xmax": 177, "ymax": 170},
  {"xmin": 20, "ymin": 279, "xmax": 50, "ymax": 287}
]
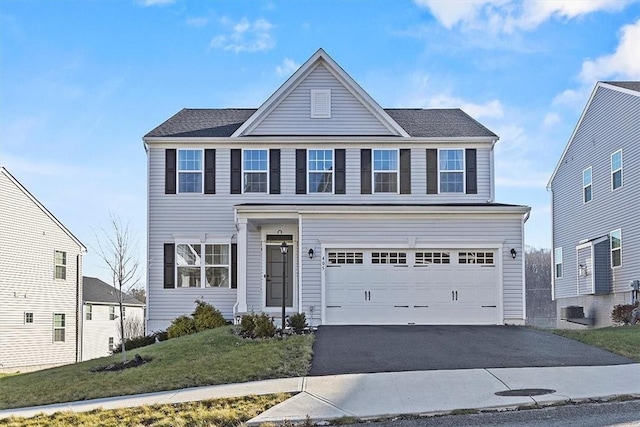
[{"xmin": 266, "ymin": 245, "xmax": 294, "ymax": 307}]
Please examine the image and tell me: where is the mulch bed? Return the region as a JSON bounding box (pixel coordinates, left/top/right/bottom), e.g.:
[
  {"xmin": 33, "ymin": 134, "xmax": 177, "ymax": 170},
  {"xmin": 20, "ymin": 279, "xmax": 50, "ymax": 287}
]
[{"xmin": 90, "ymin": 354, "xmax": 152, "ymax": 372}]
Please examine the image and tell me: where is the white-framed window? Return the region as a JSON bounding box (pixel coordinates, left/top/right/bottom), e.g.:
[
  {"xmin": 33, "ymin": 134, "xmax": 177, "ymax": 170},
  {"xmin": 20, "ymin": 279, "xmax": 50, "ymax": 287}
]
[
  {"xmin": 54, "ymin": 250, "xmax": 66, "ymax": 280},
  {"xmin": 243, "ymin": 149, "xmax": 268, "ymax": 193},
  {"xmin": 308, "ymin": 149, "xmax": 333, "ymax": 193},
  {"xmin": 327, "ymin": 251, "xmax": 363, "ymax": 264},
  {"xmin": 554, "ymin": 247, "xmax": 563, "ymax": 279},
  {"xmin": 610, "ymin": 229, "xmax": 621, "ymax": 268},
  {"xmin": 109, "ymin": 306, "xmax": 116, "ymax": 321},
  {"xmin": 459, "ymin": 251, "xmax": 494, "ymax": 265},
  {"xmin": 176, "ymin": 243, "xmax": 231, "ymax": 288},
  {"xmin": 439, "ymin": 149, "xmax": 464, "ymax": 193},
  {"xmin": 373, "ymin": 149, "xmax": 398, "ymax": 193},
  {"xmin": 53, "ymin": 313, "xmax": 65, "ymax": 342},
  {"xmin": 311, "ymin": 89, "xmax": 331, "ymax": 118},
  {"xmin": 108, "ymin": 337, "xmax": 114, "ymax": 352},
  {"xmin": 611, "ymin": 150, "xmax": 622, "ymax": 190},
  {"xmin": 415, "ymin": 251, "xmax": 450, "ymax": 265},
  {"xmin": 178, "ymin": 149, "xmax": 203, "ymax": 193},
  {"xmin": 371, "ymin": 252, "xmax": 407, "ymax": 265},
  {"xmin": 122, "ymin": 306, "xmax": 126, "ymax": 320},
  {"xmin": 86, "ymin": 304, "xmax": 92, "ymax": 321},
  {"xmin": 24, "ymin": 312, "xmax": 34, "ymax": 324},
  {"xmin": 583, "ymin": 167, "xmax": 592, "ymax": 203}
]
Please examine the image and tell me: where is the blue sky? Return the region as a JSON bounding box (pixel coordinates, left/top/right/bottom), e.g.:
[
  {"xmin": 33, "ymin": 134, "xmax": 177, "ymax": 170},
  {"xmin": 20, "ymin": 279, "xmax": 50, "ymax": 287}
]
[{"xmin": 2, "ymin": 0, "xmax": 639, "ymax": 286}]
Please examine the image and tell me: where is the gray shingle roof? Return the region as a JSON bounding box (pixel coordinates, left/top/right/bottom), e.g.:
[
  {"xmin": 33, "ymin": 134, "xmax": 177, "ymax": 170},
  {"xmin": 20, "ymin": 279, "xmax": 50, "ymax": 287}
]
[
  {"xmin": 83, "ymin": 276, "xmax": 144, "ymax": 306},
  {"xmin": 145, "ymin": 108, "xmax": 497, "ymax": 138},
  {"xmin": 604, "ymin": 81, "xmax": 640, "ymax": 93}
]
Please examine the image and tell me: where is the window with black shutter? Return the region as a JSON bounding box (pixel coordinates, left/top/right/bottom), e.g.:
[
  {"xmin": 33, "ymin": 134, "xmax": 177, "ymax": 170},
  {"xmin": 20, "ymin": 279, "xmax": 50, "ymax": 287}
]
[
  {"xmin": 165, "ymin": 149, "xmax": 176, "ymax": 194},
  {"xmin": 204, "ymin": 149, "xmax": 216, "ymax": 194},
  {"xmin": 163, "ymin": 243, "xmax": 175, "ymax": 289},
  {"xmin": 360, "ymin": 149, "xmax": 372, "ymax": 194},
  {"xmin": 296, "ymin": 149, "xmax": 307, "ymax": 194},
  {"xmin": 230, "ymin": 149, "xmax": 241, "ymax": 194}
]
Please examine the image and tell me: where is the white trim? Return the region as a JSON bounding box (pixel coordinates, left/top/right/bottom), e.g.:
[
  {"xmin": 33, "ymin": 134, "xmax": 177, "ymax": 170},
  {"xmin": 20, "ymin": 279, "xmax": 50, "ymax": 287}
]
[
  {"xmin": 298, "ymin": 214, "xmax": 304, "ymax": 316},
  {"xmin": 236, "ymin": 219, "xmax": 248, "ymax": 312},
  {"xmin": 307, "ymin": 148, "xmax": 335, "ymax": 194},
  {"xmin": 174, "ymin": 242, "xmax": 232, "ymax": 289},
  {"xmin": 438, "ymin": 148, "xmax": 465, "ymax": 194},
  {"xmin": 145, "ymin": 136, "xmax": 496, "ymax": 145},
  {"xmin": 372, "ymin": 148, "xmax": 400, "ymax": 194},
  {"xmin": 310, "ymin": 89, "xmax": 331, "ymax": 119},
  {"xmin": 554, "ymin": 247, "xmax": 563, "ymax": 279},
  {"xmin": 260, "ymin": 225, "xmax": 298, "ymax": 313},
  {"xmin": 176, "ymin": 148, "xmax": 204, "ymax": 194},
  {"xmin": 582, "ymin": 166, "xmax": 592, "ymax": 203},
  {"xmin": 242, "ymin": 148, "xmax": 269, "ymax": 194},
  {"xmin": 610, "ymin": 228, "xmax": 622, "ymax": 268},
  {"xmin": 611, "ymin": 149, "xmax": 623, "ymax": 191}
]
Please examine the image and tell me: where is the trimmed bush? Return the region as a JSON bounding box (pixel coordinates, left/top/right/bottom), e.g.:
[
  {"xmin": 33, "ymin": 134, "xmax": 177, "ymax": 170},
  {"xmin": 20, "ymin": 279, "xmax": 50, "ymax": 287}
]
[
  {"xmin": 253, "ymin": 313, "xmax": 276, "ymax": 338},
  {"xmin": 612, "ymin": 302, "xmax": 640, "ymax": 325},
  {"xmin": 192, "ymin": 299, "xmax": 227, "ymax": 331},
  {"xmin": 167, "ymin": 315, "xmax": 197, "ymax": 338},
  {"xmin": 288, "ymin": 312, "xmax": 308, "ymax": 334},
  {"xmin": 240, "ymin": 313, "xmax": 258, "ymax": 338},
  {"xmin": 112, "ymin": 331, "xmax": 168, "ymax": 354}
]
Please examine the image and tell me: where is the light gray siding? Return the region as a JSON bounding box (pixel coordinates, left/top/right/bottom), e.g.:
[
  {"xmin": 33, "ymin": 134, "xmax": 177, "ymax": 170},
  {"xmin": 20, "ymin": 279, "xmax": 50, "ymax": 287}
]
[
  {"xmin": 0, "ymin": 171, "xmax": 83, "ymax": 372},
  {"xmin": 82, "ymin": 304, "xmax": 144, "ymax": 361},
  {"xmin": 250, "ymin": 64, "xmax": 395, "ymax": 136},
  {"xmin": 551, "ymin": 85, "xmax": 640, "ymax": 302}
]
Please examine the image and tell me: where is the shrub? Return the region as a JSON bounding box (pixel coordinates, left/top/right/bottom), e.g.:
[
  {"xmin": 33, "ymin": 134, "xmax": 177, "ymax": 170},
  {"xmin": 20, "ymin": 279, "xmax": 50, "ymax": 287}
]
[
  {"xmin": 288, "ymin": 312, "xmax": 308, "ymax": 334},
  {"xmin": 192, "ymin": 300, "xmax": 227, "ymax": 331},
  {"xmin": 167, "ymin": 315, "xmax": 197, "ymax": 338},
  {"xmin": 253, "ymin": 313, "xmax": 276, "ymax": 338},
  {"xmin": 111, "ymin": 331, "xmax": 168, "ymax": 354},
  {"xmin": 240, "ymin": 313, "xmax": 258, "ymax": 338},
  {"xmin": 611, "ymin": 302, "xmax": 640, "ymax": 325}
]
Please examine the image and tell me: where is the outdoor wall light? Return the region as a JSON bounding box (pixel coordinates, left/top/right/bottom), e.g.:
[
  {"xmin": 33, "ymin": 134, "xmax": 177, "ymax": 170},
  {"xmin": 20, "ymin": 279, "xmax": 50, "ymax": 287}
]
[
  {"xmin": 308, "ymin": 248, "xmax": 314, "ymax": 259},
  {"xmin": 510, "ymin": 248, "xmax": 517, "ymax": 259}
]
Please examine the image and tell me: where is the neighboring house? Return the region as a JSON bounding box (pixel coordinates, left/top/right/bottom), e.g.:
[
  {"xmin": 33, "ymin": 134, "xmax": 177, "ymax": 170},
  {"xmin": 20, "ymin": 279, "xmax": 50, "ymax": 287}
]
[
  {"xmin": 144, "ymin": 49, "xmax": 530, "ymax": 331},
  {"xmin": 548, "ymin": 81, "xmax": 640, "ymax": 328},
  {"xmin": 0, "ymin": 167, "xmax": 86, "ymax": 373},
  {"xmin": 82, "ymin": 276, "xmax": 145, "ymax": 361}
]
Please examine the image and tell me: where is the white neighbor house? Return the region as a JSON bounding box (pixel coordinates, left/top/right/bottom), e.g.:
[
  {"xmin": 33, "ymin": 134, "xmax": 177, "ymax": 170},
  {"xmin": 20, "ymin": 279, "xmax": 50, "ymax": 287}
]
[
  {"xmin": 82, "ymin": 276, "xmax": 145, "ymax": 361},
  {"xmin": 0, "ymin": 167, "xmax": 86, "ymax": 373},
  {"xmin": 144, "ymin": 49, "xmax": 531, "ymax": 331}
]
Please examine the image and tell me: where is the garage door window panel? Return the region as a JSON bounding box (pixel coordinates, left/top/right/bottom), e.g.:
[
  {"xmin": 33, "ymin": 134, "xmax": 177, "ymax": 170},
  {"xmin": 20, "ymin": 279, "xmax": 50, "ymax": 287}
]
[
  {"xmin": 459, "ymin": 251, "xmax": 494, "ymax": 265},
  {"xmin": 328, "ymin": 252, "xmax": 363, "ymax": 264},
  {"xmin": 371, "ymin": 252, "xmax": 407, "ymax": 265},
  {"xmin": 373, "ymin": 149, "xmax": 398, "ymax": 193},
  {"xmin": 415, "ymin": 251, "xmax": 450, "ymax": 265}
]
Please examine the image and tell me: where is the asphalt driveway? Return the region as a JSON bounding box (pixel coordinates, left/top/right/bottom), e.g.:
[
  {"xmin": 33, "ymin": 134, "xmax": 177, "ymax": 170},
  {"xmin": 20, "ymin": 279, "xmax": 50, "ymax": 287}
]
[{"xmin": 309, "ymin": 325, "xmax": 635, "ymax": 376}]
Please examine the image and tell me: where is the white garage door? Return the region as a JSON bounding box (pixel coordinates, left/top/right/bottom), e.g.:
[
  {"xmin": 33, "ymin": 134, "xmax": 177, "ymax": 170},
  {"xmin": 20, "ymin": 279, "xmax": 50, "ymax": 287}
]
[{"xmin": 325, "ymin": 249, "xmax": 499, "ymax": 325}]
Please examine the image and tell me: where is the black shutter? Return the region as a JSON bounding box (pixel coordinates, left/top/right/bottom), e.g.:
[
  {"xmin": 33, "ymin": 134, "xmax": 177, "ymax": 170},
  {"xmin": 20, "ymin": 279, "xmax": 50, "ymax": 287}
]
[
  {"xmin": 165, "ymin": 149, "xmax": 176, "ymax": 194},
  {"xmin": 204, "ymin": 149, "xmax": 216, "ymax": 194},
  {"xmin": 269, "ymin": 149, "xmax": 280, "ymax": 194},
  {"xmin": 163, "ymin": 243, "xmax": 175, "ymax": 289},
  {"xmin": 231, "ymin": 243, "xmax": 237, "ymax": 289},
  {"xmin": 361, "ymin": 149, "xmax": 372, "ymax": 194},
  {"xmin": 335, "ymin": 149, "xmax": 346, "ymax": 194},
  {"xmin": 426, "ymin": 149, "xmax": 438, "ymax": 194},
  {"xmin": 296, "ymin": 149, "xmax": 307, "ymax": 194},
  {"xmin": 230, "ymin": 149, "xmax": 241, "ymax": 194},
  {"xmin": 465, "ymin": 149, "xmax": 477, "ymax": 194},
  {"xmin": 400, "ymin": 149, "xmax": 411, "ymax": 194}
]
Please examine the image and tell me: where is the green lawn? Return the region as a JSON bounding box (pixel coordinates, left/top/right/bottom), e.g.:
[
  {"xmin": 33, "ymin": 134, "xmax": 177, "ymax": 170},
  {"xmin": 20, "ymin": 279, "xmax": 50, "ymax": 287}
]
[
  {"xmin": 553, "ymin": 326, "xmax": 640, "ymax": 362},
  {"xmin": 0, "ymin": 326, "xmax": 313, "ymax": 410}
]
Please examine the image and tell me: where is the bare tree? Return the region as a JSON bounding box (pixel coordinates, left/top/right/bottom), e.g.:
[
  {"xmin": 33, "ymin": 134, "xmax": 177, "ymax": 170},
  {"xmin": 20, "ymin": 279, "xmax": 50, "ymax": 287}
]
[
  {"xmin": 94, "ymin": 213, "xmax": 140, "ymax": 362},
  {"xmin": 117, "ymin": 316, "xmax": 145, "ymax": 344},
  {"xmin": 128, "ymin": 287, "xmax": 146, "ymax": 304}
]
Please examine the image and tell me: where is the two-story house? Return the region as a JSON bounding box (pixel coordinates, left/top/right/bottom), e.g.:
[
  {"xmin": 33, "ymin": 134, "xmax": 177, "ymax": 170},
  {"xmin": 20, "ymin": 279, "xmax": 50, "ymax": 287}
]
[
  {"xmin": 548, "ymin": 81, "xmax": 640, "ymax": 328},
  {"xmin": 144, "ymin": 49, "xmax": 530, "ymax": 331},
  {"xmin": 0, "ymin": 166, "xmax": 86, "ymax": 372}
]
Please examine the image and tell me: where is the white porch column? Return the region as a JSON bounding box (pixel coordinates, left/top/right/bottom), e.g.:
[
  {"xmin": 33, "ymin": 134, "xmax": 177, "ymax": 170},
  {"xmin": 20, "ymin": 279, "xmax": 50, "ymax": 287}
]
[{"xmin": 237, "ymin": 218, "xmax": 248, "ymax": 313}]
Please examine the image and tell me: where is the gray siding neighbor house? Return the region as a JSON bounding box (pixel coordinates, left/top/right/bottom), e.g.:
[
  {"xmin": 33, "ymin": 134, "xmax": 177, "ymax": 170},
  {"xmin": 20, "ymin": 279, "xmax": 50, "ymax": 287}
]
[
  {"xmin": 548, "ymin": 81, "xmax": 640, "ymax": 328},
  {"xmin": 144, "ymin": 49, "xmax": 530, "ymax": 332}
]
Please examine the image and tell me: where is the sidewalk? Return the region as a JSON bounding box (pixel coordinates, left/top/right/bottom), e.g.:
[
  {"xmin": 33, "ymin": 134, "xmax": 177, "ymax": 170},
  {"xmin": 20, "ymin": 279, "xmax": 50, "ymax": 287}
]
[{"xmin": 1, "ymin": 364, "xmax": 639, "ymax": 424}]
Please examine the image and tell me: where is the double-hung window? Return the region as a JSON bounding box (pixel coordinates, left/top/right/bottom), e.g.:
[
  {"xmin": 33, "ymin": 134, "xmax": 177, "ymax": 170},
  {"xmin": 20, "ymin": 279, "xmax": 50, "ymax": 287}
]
[
  {"xmin": 308, "ymin": 149, "xmax": 333, "ymax": 193},
  {"xmin": 373, "ymin": 149, "xmax": 398, "ymax": 193},
  {"xmin": 55, "ymin": 250, "xmax": 66, "ymax": 280},
  {"xmin": 243, "ymin": 149, "xmax": 268, "ymax": 193},
  {"xmin": 109, "ymin": 306, "xmax": 116, "ymax": 321},
  {"xmin": 611, "ymin": 150, "xmax": 622, "ymax": 190},
  {"xmin": 439, "ymin": 149, "xmax": 464, "ymax": 193},
  {"xmin": 583, "ymin": 167, "xmax": 592, "ymax": 203},
  {"xmin": 53, "ymin": 313, "xmax": 65, "ymax": 342},
  {"xmin": 554, "ymin": 247, "xmax": 563, "ymax": 279},
  {"xmin": 178, "ymin": 149, "xmax": 203, "ymax": 193},
  {"xmin": 86, "ymin": 304, "xmax": 92, "ymax": 320},
  {"xmin": 610, "ymin": 229, "xmax": 621, "ymax": 268},
  {"xmin": 176, "ymin": 243, "xmax": 231, "ymax": 288},
  {"xmin": 25, "ymin": 312, "xmax": 34, "ymax": 324}
]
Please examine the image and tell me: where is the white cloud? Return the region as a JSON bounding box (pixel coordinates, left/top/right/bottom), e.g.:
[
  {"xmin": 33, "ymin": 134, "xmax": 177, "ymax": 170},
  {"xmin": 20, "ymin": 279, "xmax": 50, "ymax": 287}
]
[
  {"xmin": 275, "ymin": 58, "xmax": 300, "ymax": 77},
  {"xmin": 138, "ymin": 0, "xmax": 175, "ymax": 6},
  {"xmin": 186, "ymin": 17, "xmax": 209, "ymax": 27},
  {"xmin": 428, "ymin": 94, "xmax": 504, "ymax": 119},
  {"xmin": 210, "ymin": 18, "xmax": 275, "ymax": 53},
  {"xmin": 414, "ymin": 0, "xmax": 638, "ymax": 33},
  {"xmin": 542, "ymin": 112, "xmax": 561, "ymax": 128}
]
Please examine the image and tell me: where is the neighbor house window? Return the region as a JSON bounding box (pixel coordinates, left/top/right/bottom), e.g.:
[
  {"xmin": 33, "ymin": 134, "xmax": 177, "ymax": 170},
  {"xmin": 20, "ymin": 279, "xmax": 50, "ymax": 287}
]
[
  {"xmin": 243, "ymin": 149, "xmax": 268, "ymax": 193},
  {"xmin": 373, "ymin": 149, "xmax": 398, "ymax": 193},
  {"xmin": 109, "ymin": 306, "xmax": 116, "ymax": 321},
  {"xmin": 611, "ymin": 150, "xmax": 622, "ymax": 190},
  {"xmin": 53, "ymin": 313, "xmax": 65, "ymax": 342},
  {"xmin": 86, "ymin": 304, "xmax": 92, "ymax": 321},
  {"xmin": 308, "ymin": 149, "xmax": 333, "ymax": 193},
  {"xmin": 24, "ymin": 312, "xmax": 33, "ymax": 324},
  {"xmin": 178, "ymin": 149, "xmax": 203, "ymax": 193},
  {"xmin": 554, "ymin": 247, "xmax": 563, "ymax": 279},
  {"xmin": 54, "ymin": 250, "xmax": 66, "ymax": 280},
  {"xmin": 177, "ymin": 243, "xmax": 231, "ymax": 288},
  {"xmin": 108, "ymin": 337, "xmax": 114, "ymax": 352},
  {"xmin": 583, "ymin": 167, "xmax": 592, "ymax": 203},
  {"xmin": 439, "ymin": 149, "xmax": 464, "ymax": 193},
  {"xmin": 122, "ymin": 306, "xmax": 126, "ymax": 320},
  {"xmin": 610, "ymin": 229, "xmax": 621, "ymax": 268}
]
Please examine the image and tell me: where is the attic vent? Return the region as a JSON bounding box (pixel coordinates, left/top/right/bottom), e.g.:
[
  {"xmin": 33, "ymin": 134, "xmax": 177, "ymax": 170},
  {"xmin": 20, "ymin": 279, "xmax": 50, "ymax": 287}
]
[{"xmin": 311, "ymin": 89, "xmax": 331, "ymax": 118}]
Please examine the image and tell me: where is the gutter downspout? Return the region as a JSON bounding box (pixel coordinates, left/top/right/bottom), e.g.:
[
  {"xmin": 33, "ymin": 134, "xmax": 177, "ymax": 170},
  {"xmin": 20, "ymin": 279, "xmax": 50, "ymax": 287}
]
[{"xmin": 521, "ymin": 209, "xmax": 530, "ymax": 323}]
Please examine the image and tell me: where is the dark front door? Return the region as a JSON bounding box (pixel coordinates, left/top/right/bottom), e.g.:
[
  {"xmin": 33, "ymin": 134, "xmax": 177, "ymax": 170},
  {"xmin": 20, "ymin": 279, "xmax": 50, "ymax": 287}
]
[{"xmin": 266, "ymin": 245, "xmax": 293, "ymax": 307}]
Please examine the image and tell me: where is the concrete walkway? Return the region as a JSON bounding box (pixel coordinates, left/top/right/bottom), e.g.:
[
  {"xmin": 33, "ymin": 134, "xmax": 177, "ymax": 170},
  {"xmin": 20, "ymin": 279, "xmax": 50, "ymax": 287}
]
[{"xmin": 1, "ymin": 364, "xmax": 639, "ymax": 424}]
